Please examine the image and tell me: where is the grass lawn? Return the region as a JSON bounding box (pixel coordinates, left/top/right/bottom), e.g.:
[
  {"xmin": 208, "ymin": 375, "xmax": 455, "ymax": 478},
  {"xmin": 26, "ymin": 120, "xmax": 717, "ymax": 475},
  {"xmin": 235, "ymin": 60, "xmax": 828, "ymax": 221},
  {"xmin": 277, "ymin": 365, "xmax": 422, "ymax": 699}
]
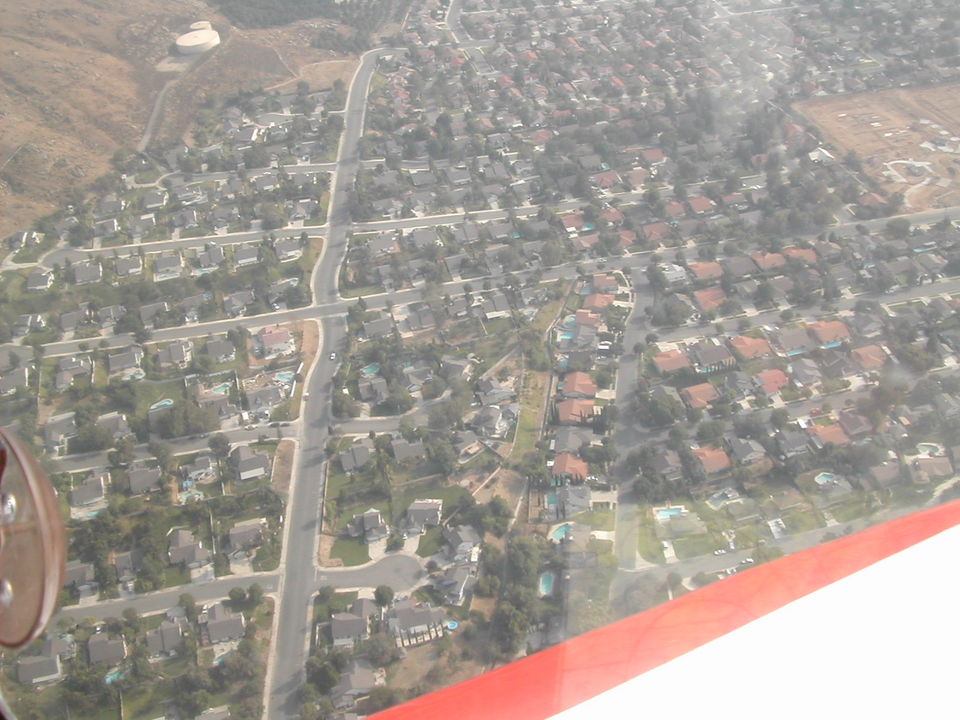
[
  {"xmin": 830, "ymin": 494, "xmax": 870, "ymax": 523},
  {"xmin": 672, "ymin": 533, "xmax": 719, "ymax": 560},
  {"xmin": 393, "ymin": 480, "xmax": 471, "ymax": 526},
  {"xmin": 511, "ymin": 369, "xmax": 548, "ymax": 462},
  {"xmin": 331, "ymin": 538, "xmax": 370, "ymax": 566},
  {"xmin": 782, "ymin": 508, "xmax": 825, "ymax": 533},
  {"xmin": 314, "ymin": 590, "xmax": 359, "ymax": 622},
  {"xmin": 416, "ymin": 527, "xmax": 443, "ymax": 557},
  {"xmin": 571, "ymin": 508, "xmax": 615, "ymax": 531},
  {"xmin": 162, "ymin": 564, "xmax": 190, "ymax": 588},
  {"xmin": 732, "ymin": 523, "xmax": 771, "ymax": 549},
  {"xmin": 637, "ymin": 519, "xmax": 666, "ymax": 563}
]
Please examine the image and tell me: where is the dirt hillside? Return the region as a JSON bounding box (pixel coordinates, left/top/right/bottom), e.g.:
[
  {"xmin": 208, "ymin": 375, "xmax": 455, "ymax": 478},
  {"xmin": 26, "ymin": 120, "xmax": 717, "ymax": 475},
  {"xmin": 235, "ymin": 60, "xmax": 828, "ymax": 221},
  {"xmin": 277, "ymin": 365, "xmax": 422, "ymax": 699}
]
[{"xmin": 0, "ymin": 0, "xmax": 356, "ymax": 238}]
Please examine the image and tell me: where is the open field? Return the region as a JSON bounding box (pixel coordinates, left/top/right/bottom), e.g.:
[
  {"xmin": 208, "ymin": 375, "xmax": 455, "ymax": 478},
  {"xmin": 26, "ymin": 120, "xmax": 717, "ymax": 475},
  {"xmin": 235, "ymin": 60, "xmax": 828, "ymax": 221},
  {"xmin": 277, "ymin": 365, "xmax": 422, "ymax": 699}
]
[{"xmin": 796, "ymin": 84, "xmax": 960, "ymax": 210}]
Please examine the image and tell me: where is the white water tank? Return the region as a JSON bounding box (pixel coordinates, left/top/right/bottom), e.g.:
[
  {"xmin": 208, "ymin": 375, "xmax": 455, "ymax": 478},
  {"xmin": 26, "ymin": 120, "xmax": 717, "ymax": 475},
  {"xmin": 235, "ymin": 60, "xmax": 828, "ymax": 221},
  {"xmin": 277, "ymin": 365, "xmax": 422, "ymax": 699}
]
[{"xmin": 175, "ymin": 24, "xmax": 221, "ymax": 55}]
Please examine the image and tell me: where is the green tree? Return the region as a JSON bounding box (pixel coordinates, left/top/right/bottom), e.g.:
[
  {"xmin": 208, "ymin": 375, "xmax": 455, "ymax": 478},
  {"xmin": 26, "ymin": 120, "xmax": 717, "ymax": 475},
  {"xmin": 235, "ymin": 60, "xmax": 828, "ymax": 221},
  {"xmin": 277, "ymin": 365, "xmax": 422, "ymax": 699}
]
[{"xmin": 374, "ymin": 585, "xmax": 395, "ymax": 607}]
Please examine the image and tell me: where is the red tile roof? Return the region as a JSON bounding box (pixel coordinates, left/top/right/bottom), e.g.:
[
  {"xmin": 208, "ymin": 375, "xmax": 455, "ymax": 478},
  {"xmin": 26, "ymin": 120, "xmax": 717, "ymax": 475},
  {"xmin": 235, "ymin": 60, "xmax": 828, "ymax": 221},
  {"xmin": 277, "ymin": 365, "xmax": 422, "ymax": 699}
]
[
  {"xmin": 562, "ymin": 372, "xmax": 597, "ymax": 398},
  {"xmin": 681, "ymin": 382, "xmax": 719, "ymax": 409},
  {"xmin": 653, "ymin": 348, "xmax": 692, "ymax": 374},
  {"xmin": 728, "ymin": 334, "xmax": 772, "ymax": 359},
  {"xmin": 552, "ymin": 452, "xmax": 588, "ymax": 480},
  {"xmin": 808, "ymin": 423, "xmax": 851, "ymax": 447},
  {"xmin": 693, "ymin": 446, "xmax": 732, "ymax": 474},
  {"xmin": 755, "ymin": 368, "xmax": 790, "ymax": 396},
  {"xmin": 693, "ymin": 287, "xmax": 727, "ymax": 312},
  {"xmin": 688, "ymin": 261, "xmax": 723, "ymax": 281},
  {"xmin": 556, "ymin": 398, "xmax": 596, "ymax": 424},
  {"xmin": 850, "ymin": 344, "xmax": 887, "ymax": 371},
  {"xmin": 809, "ymin": 320, "xmax": 851, "ymax": 345}
]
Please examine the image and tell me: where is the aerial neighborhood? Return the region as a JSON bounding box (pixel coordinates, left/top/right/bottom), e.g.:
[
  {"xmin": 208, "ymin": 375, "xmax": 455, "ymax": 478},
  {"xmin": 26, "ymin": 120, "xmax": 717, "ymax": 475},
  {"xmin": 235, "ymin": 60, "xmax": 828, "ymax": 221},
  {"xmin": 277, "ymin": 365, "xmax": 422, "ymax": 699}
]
[{"xmin": 3, "ymin": 0, "xmax": 960, "ymax": 718}]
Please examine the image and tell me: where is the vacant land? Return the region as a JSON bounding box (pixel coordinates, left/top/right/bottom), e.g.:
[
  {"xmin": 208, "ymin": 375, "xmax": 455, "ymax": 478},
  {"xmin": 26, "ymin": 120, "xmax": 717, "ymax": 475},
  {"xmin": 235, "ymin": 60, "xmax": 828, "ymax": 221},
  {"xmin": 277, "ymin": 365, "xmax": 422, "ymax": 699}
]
[
  {"xmin": 0, "ymin": 1, "xmax": 357, "ymax": 238},
  {"xmin": 797, "ymin": 84, "xmax": 960, "ymax": 211}
]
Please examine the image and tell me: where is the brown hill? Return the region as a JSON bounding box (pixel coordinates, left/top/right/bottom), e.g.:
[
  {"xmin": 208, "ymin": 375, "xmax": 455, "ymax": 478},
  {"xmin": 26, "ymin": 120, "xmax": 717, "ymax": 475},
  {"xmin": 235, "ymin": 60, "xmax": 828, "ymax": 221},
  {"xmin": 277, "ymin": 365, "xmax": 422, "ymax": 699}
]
[{"xmin": 0, "ymin": 1, "xmax": 356, "ymax": 238}]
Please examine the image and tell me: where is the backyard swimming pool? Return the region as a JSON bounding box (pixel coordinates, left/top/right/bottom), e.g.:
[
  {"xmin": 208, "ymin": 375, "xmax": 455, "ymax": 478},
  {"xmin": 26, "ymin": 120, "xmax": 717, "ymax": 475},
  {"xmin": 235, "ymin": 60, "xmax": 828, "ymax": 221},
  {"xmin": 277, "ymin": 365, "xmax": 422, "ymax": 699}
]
[
  {"xmin": 150, "ymin": 398, "xmax": 174, "ymax": 410},
  {"xmin": 815, "ymin": 472, "xmax": 837, "ymax": 485},
  {"xmin": 917, "ymin": 442, "xmax": 944, "ymax": 456},
  {"xmin": 655, "ymin": 506, "xmax": 685, "ymax": 521},
  {"xmin": 210, "ymin": 382, "xmax": 232, "ymax": 395},
  {"xmin": 538, "ymin": 571, "xmax": 556, "ymax": 597},
  {"xmin": 275, "ymin": 371, "xmax": 295, "ymax": 383},
  {"xmin": 551, "ymin": 523, "xmax": 574, "ymax": 541},
  {"xmin": 360, "ymin": 363, "xmax": 381, "ymax": 378}
]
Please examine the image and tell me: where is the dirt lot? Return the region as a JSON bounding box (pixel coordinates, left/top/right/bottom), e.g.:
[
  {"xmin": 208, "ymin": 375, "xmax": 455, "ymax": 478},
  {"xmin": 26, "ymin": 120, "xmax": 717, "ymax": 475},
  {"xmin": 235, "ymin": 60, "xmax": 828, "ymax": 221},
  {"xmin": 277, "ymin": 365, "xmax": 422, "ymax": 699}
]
[
  {"xmin": 387, "ymin": 633, "xmax": 488, "ymax": 697},
  {"xmin": 796, "ymin": 84, "xmax": 960, "ymax": 211},
  {"xmin": 271, "ymin": 438, "xmax": 296, "ymax": 496}
]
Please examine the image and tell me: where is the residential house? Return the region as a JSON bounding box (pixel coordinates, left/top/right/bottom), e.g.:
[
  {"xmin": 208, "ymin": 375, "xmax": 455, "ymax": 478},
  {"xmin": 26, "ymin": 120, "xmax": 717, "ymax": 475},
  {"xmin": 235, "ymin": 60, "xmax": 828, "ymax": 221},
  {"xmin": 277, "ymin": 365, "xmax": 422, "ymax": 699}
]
[
  {"xmin": 347, "ymin": 508, "xmax": 389, "ymax": 544},
  {"xmin": 153, "ymin": 254, "xmax": 183, "ymax": 282},
  {"xmin": 777, "ymin": 430, "xmax": 811, "ymax": 460},
  {"xmin": 63, "ymin": 560, "xmax": 97, "ymax": 598},
  {"xmin": 556, "ymin": 398, "xmax": 595, "ymax": 425},
  {"xmin": 230, "ymin": 445, "xmax": 271, "ymax": 482},
  {"xmin": 273, "ymin": 237, "xmax": 302, "ymax": 262},
  {"xmin": 405, "ymin": 499, "xmax": 443, "ymax": 535},
  {"xmin": 727, "ymin": 437, "xmax": 767, "ymax": 467},
  {"xmin": 26, "ymin": 270, "xmax": 53, "ymax": 292},
  {"xmin": 331, "ymin": 660, "xmax": 378, "ymax": 710},
  {"xmin": 228, "ymin": 518, "xmax": 266, "ymax": 554},
  {"xmin": 331, "ymin": 612, "xmax": 369, "ymax": 649},
  {"xmin": 70, "ymin": 473, "xmax": 106, "ymax": 507},
  {"xmin": 116, "ymin": 255, "xmax": 144, "ymax": 278},
  {"xmin": 650, "ymin": 448, "xmax": 684, "ymax": 482},
  {"xmin": 140, "ymin": 301, "xmax": 168, "ymax": 328},
  {"xmin": 206, "ymin": 338, "xmax": 237, "ymax": 363},
  {"xmin": 652, "ymin": 348, "xmax": 692, "ymax": 375},
  {"xmin": 693, "ymin": 446, "xmax": 732, "ymax": 478},
  {"xmin": 146, "ymin": 620, "xmax": 184, "ymax": 658},
  {"xmin": 910, "ymin": 456, "xmax": 954, "ymax": 484},
  {"xmin": 181, "ymin": 455, "xmax": 216, "ymax": 484},
  {"xmin": 809, "ymin": 320, "xmax": 851, "ymax": 349},
  {"xmin": 340, "ymin": 439, "xmax": 373, "ymax": 473},
  {"xmin": 225, "ymin": 290, "xmax": 256, "ymax": 317},
  {"xmin": 551, "ymin": 452, "xmax": 589, "ymax": 482},
  {"xmin": 387, "ymin": 600, "xmax": 446, "ymax": 647},
  {"xmin": 168, "ymin": 529, "xmax": 211, "ymax": 568},
  {"xmin": 391, "ymin": 437, "xmax": 426, "ymax": 463},
  {"xmin": 202, "ymin": 602, "xmax": 246, "ymax": 645},
  {"xmin": 807, "ymin": 423, "xmax": 851, "ymax": 449},
  {"xmin": 0, "ymin": 366, "xmax": 30, "ymax": 396},
  {"xmin": 773, "ymin": 327, "xmax": 817, "ymax": 357},
  {"xmin": 45, "ymin": 411, "xmax": 78, "ymax": 454},
  {"xmin": 560, "ymin": 371, "xmax": 597, "ymax": 399},
  {"xmin": 689, "ymin": 339, "xmax": 736, "ymax": 373},
  {"xmin": 107, "ymin": 347, "xmax": 143, "ymax": 374},
  {"xmin": 87, "ymin": 633, "xmax": 127, "ymax": 665},
  {"xmin": 256, "ymin": 326, "xmax": 295, "ymax": 357},
  {"xmin": 72, "ymin": 261, "xmax": 103, "ymax": 285},
  {"xmin": 755, "ymin": 368, "xmax": 790, "ymax": 397},
  {"xmin": 127, "ymin": 466, "xmax": 162, "ymax": 495},
  {"xmin": 96, "ymin": 411, "xmax": 132, "ymax": 442},
  {"xmin": 728, "ymin": 334, "xmax": 772, "ymax": 360},
  {"xmin": 680, "ymin": 382, "xmax": 720, "ymax": 410},
  {"xmin": 443, "ymin": 525, "xmax": 482, "ymax": 563},
  {"xmin": 850, "ymin": 344, "xmax": 889, "ymax": 372},
  {"xmin": 158, "ymin": 340, "xmax": 193, "ymax": 369},
  {"xmin": 17, "ymin": 643, "xmax": 63, "ymax": 685},
  {"xmin": 439, "ymin": 566, "xmax": 476, "ymax": 606},
  {"xmin": 790, "ymin": 358, "xmax": 823, "ymax": 390},
  {"xmin": 112, "ymin": 549, "xmax": 143, "ymax": 584}
]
